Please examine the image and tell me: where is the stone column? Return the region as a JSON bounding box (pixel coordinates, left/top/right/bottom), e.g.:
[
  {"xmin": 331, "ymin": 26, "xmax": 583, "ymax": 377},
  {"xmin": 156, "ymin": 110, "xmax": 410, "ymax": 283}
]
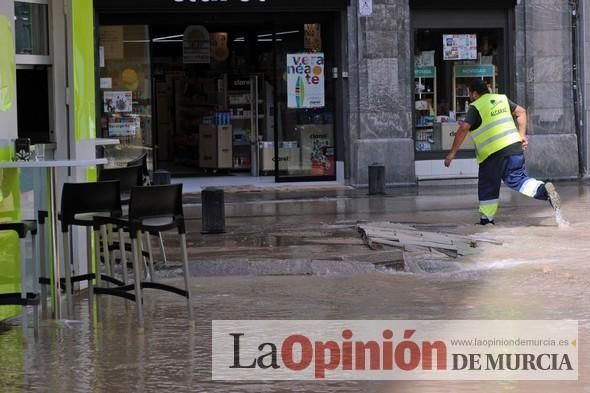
[
  {"xmin": 348, "ymin": 0, "xmax": 415, "ymax": 186},
  {"xmin": 515, "ymin": 0, "xmax": 579, "ymax": 179},
  {"xmin": 580, "ymin": 0, "xmax": 590, "ymax": 176}
]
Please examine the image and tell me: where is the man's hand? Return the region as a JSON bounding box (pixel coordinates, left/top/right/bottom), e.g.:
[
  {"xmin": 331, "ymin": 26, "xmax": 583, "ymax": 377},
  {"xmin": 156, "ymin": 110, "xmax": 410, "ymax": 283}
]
[
  {"xmin": 444, "ymin": 122, "xmax": 470, "ymax": 168},
  {"xmin": 521, "ymin": 135, "xmax": 529, "ymax": 151},
  {"xmin": 444, "ymin": 152, "xmax": 456, "ymax": 168}
]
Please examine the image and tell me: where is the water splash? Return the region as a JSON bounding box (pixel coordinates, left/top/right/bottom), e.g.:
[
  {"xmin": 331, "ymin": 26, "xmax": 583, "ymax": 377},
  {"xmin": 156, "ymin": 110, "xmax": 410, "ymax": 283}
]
[{"xmin": 555, "ymin": 208, "xmax": 571, "ymax": 229}]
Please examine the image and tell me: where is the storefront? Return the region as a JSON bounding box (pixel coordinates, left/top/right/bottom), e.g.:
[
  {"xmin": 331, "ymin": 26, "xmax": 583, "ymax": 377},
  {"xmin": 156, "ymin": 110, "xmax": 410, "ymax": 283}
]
[
  {"xmin": 94, "ymin": 0, "xmax": 350, "ymax": 182},
  {"xmin": 410, "ymin": 2, "xmax": 516, "ymax": 180}
]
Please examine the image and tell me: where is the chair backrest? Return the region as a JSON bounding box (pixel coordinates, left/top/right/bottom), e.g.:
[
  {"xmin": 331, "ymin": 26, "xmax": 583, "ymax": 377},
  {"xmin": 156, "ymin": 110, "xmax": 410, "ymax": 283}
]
[
  {"xmin": 60, "ymin": 180, "xmax": 122, "ymax": 230},
  {"xmin": 98, "ymin": 165, "xmax": 142, "ymax": 195},
  {"xmin": 128, "ymin": 184, "xmax": 183, "ymax": 221},
  {"xmin": 127, "ymin": 153, "xmax": 150, "ymax": 185}
]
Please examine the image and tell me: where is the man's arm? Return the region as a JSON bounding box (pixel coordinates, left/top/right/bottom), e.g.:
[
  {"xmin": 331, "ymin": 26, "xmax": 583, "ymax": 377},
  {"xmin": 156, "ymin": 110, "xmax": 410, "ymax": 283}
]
[
  {"xmin": 444, "ymin": 122, "xmax": 471, "ymax": 168},
  {"xmin": 513, "ymin": 104, "xmax": 528, "ymax": 150}
]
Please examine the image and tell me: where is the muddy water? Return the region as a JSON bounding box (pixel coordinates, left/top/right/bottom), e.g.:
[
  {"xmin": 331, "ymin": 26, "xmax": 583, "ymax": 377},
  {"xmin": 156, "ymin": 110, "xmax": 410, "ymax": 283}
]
[
  {"xmin": 2, "ymin": 266, "xmax": 589, "ymax": 393},
  {"xmin": 1, "ymin": 183, "xmax": 590, "ymax": 392}
]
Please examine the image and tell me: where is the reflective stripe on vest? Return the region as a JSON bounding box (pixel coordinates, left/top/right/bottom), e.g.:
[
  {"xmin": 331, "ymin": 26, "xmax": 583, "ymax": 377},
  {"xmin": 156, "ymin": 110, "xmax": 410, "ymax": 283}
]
[{"xmin": 470, "ymin": 94, "xmax": 521, "ymax": 163}]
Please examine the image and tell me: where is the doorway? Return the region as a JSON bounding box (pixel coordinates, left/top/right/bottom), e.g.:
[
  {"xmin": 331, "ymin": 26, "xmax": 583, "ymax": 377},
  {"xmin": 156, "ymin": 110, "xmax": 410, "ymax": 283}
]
[{"xmin": 98, "ymin": 12, "xmax": 340, "ymax": 182}]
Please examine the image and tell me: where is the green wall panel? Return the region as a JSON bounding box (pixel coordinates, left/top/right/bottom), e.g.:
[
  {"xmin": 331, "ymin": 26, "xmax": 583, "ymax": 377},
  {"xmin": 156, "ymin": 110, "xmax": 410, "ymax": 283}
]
[
  {"xmin": 0, "ymin": 145, "xmax": 21, "ymax": 320},
  {"xmin": 72, "ymin": 0, "xmax": 96, "ymax": 141}
]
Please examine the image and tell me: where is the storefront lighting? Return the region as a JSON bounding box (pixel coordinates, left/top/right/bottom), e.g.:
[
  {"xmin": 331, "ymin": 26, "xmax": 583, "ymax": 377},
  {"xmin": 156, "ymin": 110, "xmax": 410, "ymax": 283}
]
[
  {"xmin": 257, "ymin": 30, "xmax": 299, "ymax": 39},
  {"xmin": 153, "ymin": 34, "xmax": 184, "ymax": 41}
]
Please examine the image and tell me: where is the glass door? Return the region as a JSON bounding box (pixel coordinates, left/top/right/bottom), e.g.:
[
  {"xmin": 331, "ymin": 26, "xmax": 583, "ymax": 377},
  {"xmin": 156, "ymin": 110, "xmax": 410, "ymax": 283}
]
[
  {"xmin": 98, "ymin": 25, "xmax": 153, "ymax": 170},
  {"xmin": 274, "ymin": 20, "xmax": 336, "ymax": 181},
  {"xmin": 227, "ymin": 28, "xmax": 275, "ymax": 177}
]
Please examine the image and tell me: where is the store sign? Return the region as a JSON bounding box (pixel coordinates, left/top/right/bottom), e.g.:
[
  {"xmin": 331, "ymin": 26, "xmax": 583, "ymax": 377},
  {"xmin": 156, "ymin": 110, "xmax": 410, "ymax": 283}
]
[
  {"xmin": 287, "ymin": 53, "xmax": 325, "ymax": 109},
  {"xmin": 415, "ymin": 66, "xmax": 435, "ymax": 78},
  {"xmin": 443, "ymin": 34, "xmax": 477, "ymax": 61},
  {"xmin": 359, "ymin": 0, "xmax": 372, "ymax": 16},
  {"xmin": 228, "ymin": 75, "xmax": 251, "ymax": 91},
  {"xmin": 455, "ymin": 64, "xmax": 494, "ymax": 77},
  {"xmin": 183, "ymin": 25, "xmax": 210, "ymax": 64}
]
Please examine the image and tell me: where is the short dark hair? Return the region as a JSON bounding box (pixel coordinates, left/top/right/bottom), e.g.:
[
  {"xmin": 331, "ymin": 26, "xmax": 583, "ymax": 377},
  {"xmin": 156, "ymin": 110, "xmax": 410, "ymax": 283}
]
[{"xmin": 469, "ymin": 79, "xmax": 489, "ymax": 95}]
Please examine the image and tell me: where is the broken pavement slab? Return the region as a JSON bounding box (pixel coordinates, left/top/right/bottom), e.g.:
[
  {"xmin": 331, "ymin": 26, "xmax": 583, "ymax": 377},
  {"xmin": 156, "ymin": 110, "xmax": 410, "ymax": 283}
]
[{"xmin": 357, "ymin": 222, "xmax": 502, "ymax": 273}]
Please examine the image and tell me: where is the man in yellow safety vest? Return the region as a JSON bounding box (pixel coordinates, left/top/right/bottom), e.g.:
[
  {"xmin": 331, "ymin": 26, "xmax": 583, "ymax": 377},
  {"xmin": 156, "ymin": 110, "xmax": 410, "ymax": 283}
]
[{"xmin": 444, "ymin": 79, "xmax": 561, "ymax": 225}]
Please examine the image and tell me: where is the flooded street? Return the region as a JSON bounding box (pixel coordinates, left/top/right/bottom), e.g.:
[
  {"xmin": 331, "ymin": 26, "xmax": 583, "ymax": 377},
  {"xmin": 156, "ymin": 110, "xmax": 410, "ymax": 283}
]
[{"xmin": 1, "ymin": 182, "xmax": 590, "ymax": 392}]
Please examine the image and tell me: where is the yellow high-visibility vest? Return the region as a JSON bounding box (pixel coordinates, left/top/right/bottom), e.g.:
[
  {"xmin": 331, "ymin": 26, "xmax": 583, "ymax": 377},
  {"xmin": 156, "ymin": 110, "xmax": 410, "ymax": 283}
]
[{"xmin": 470, "ymin": 93, "xmax": 522, "ymax": 163}]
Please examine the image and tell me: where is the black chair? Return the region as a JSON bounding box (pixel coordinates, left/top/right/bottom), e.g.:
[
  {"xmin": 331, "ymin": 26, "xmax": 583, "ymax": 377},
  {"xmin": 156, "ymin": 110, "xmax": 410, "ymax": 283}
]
[
  {"xmin": 99, "ymin": 164, "xmax": 167, "ymax": 279},
  {"xmin": 95, "ymin": 184, "xmax": 193, "ymax": 328},
  {"xmin": 99, "ymin": 165, "xmax": 143, "ymax": 205},
  {"xmin": 56, "ymin": 180, "xmax": 125, "ymax": 317},
  {"xmin": 99, "ymin": 165, "xmax": 145, "ymax": 283},
  {"xmin": 0, "ymin": 221, "xmax": 40, "ymax": 335},
  {"xmin": 127, "ymin": 153, "xmax": 151, "ymax": 186},
  {"xmin": 126, "ymin": 155, "xmax": 169, "ymax": 267}
]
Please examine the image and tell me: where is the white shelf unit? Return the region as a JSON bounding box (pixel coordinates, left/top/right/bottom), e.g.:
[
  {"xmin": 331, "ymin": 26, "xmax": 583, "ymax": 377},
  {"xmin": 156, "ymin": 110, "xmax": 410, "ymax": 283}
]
[
  {"xmin": 414, "ymin": 66, "xmax": 437, "ymax": 152},
  {"xmin": 452, "ymin": 64, "xmax": 496, "ymax": 118}
]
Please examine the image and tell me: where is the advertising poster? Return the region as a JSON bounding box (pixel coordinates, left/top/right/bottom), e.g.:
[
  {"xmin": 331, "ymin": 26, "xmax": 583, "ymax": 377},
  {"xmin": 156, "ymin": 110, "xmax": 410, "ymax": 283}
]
[
  {"xmin": 103, "ymin": 91, "xmax": 132, "ymax": 113},
  {"xmin": 183, "ymin": 25, "xmax": 210, "ymax": 64},
  {"xmin": 304, "ymin": 24, "xmax": 322, "ymax": 52},
  {"xmin": 443, "ymin": 34, "xmax": 477, "ymax": 60},
  {"xmin": 99, "ymin": 26, "xmax": 124, "ymax": 60},
  {"xmin": 287, "ymin": 53, "xmax": 325, "ymax": 109},
  {"xmin": 108, "ymin": 115, "xmax": 140, "ymax": 137},
  {"xmin": 210, "ymin": 32, "xmax": 229, "ymax": 61}
]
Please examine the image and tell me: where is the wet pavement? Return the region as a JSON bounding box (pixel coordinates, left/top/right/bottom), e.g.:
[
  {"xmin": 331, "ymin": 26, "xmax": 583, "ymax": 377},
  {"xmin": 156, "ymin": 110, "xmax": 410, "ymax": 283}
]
[{"xmin": 2, "ymin": 180, "xmax": 590, "ymax": 392}]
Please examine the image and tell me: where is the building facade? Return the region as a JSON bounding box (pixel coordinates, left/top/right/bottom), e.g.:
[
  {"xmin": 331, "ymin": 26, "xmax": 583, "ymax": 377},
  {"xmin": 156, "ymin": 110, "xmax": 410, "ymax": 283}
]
[
  {"xmin": 1, "ymin": 1, "xmax": 587, "ymax": 187},
  {"xmin": 1, "ymin": 1, "xmax": 589, "ymax": 320},
  {"xmin": 348, "ymin": 0, "xmax": 584, "ymax": 185}
]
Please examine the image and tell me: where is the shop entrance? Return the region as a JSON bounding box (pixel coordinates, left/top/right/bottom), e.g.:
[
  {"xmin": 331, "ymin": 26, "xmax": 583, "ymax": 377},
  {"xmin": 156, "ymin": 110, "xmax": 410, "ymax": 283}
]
[
  {"xmin": 98, "ymin": 12, "xmax": 340, "ymax": 182},
  {"xmin": 410, "ymin": 5, "xmax": 515, "ymax": 179}
]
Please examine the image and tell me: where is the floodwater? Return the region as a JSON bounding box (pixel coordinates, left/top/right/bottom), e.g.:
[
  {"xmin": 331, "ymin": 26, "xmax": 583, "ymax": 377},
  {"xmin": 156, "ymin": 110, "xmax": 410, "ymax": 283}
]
[{"xmin": 2, "ymin": 182, "xmax": 590, "ymax": 392}]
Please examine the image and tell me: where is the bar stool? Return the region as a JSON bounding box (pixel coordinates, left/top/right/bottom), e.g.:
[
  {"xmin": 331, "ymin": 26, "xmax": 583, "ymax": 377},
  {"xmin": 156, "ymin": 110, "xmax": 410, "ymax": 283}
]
[
  {"xmin": 99, "ymin": 165, "xmax": 142, "ymax": 283},
  {"xmin": 99, "ymin": 165, "xmax": 167, "ymax": 276},
  {"xmin": 98, "ymin": 165, "xmax": 142, "ymax": 205},
  {"xmin": 57, "ymin": 180, "xmax": 124, "ymax": 317},
  {"xmin": 0, "ymin": 221, "xmax": 40, "ymax": 335},
  {"xmin": 126, "ymin": 154, "xmax": 170, "ymax": 261},
  {"xmin": 96, "ymin": 184, "xmax": 193, "ymax": 329},
  {"xmin": 127, "ymin": 153, "xmax": 150, "ymax": 186}
]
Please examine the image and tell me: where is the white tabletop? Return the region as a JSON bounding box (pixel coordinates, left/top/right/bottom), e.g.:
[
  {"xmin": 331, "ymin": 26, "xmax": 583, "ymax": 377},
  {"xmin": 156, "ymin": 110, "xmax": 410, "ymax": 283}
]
[
  {"xmin": 0, "ymin": 158, "xmax": 107, "ymax": 168},
  {"xmin": 94, "ymin": 138, "xmax": 120, "ymax": 146}
]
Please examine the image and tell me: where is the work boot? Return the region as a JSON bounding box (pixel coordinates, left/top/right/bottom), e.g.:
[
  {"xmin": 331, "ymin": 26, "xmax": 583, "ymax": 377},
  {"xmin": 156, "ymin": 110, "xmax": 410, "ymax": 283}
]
[
  {"xmin": 544, "ymin": 182, "xmax": 561, "ymax": 210},
  {"xmin": 477, "ymin": 218, "xmax": 495, "ymax": 226}
]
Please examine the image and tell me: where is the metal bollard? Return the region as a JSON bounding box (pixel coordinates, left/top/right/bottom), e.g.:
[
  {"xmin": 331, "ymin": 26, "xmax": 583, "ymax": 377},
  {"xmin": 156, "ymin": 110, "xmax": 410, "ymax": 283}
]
[
  {"xmin": 152, "ymin": 170, "xmax": 171, "ymax": 185},
  {"xmin": 201, "ymin": 187, "xmax": 226, "ymax": 234},
  {"xmin": 368, "ymin": 164, "xmax": 385, "ymax": 195}
]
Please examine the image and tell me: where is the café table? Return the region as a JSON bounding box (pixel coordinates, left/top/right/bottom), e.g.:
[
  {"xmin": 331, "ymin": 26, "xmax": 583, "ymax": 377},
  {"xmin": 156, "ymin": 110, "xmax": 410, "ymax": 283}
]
[{"xmin": 0, "ymin": 158, "xmax": 107, "ymax": 320}]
